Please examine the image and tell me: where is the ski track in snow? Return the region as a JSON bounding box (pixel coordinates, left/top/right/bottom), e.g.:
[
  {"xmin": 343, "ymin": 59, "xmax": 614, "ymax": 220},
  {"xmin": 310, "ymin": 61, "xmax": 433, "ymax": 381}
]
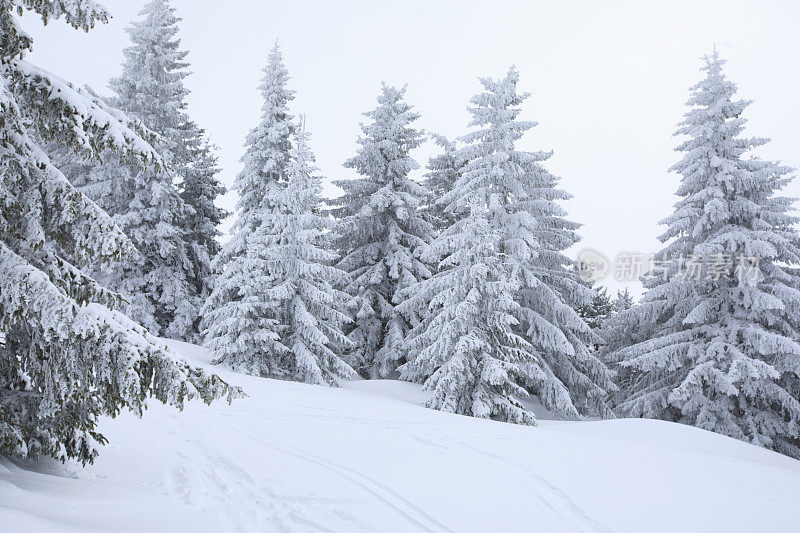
[
  {"xmin": 234, "ymin": 427, "xmax": 455, "ymax": 533},
  {"xmin": 154, "ymin": 408, "xmax": 455, "ymax": 532},
  {"xmin": 443, "ymin": 438, "xmax": 611, "ymax": 533},
  {"xmin": 160, "ymin": 418, "xmax": 366, "ymax": 532}
]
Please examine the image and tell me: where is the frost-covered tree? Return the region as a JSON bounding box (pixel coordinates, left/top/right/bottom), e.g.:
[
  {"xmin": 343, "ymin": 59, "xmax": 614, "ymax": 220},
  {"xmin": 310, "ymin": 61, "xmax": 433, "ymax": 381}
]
[
  {"xmin": 54, "ymin": 0, "xmax": 222, "ymax": 341},
  {"xmin": 109, "ymin": 0, "xmax": 221, "ymax": 340},
  {"xmin": 576, "ymin": 284, "xmax": 614, "ymax": 331},
  {"xmin": 331, "ymin": 85, "xmax": 434, "ymax": 378},
  {"xmin": 181, "ymin": 135, "xmax": 225, "ymax": 257},
  {"xmin": 423, "ymin": 134, "xmax": 465, "ymax": 233},
  {"xmin": 604, "ymin": 51, "xmax": 800, "ymax": 458},
  {"xmin": 205, "ymin": 122, "xmax": 354, "ymax": 385},
  {"xmin": 401, "ymin": 135, "xmax": 468, "ymax": 337},
  {"xmin": 179, "ymin": 133, "xmax": 226, "ymax": 300},
  {"xmin": 0, "ymin": 0, "xmax": 238, "ymax": 466},
  {"xmin": 202, "ymin": 44, "xmax": 295, "ymax": 377},
  {"xmin": 612, "ymin": 288, "xmax": 634, "ymax": 313},
  {"xmin": 274, "ymin": 129, "xmax": 356, "ymax": 384},
  {"xmin": 399, "ymin": 68, "xmax": 614, "ymax": 423}
]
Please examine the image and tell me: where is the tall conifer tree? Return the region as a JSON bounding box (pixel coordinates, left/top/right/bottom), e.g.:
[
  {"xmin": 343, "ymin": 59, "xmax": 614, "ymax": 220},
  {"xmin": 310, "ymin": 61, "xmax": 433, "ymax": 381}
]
[
  {"xmin": 202, "ymin": 45, "xmax": 296, "ymax": 377},
  {"xmin": 604, "ymin": 51, "xmax": 800, "ymax": 458},
  {"xmin": 278, "ymin": 129, "xmax": 356, "ymax": 384},
  {"xmin": 179, "ymin": 132, "xmax": 227, "ymax": 303},
  {"xmin": 399, "ymin": 68, "xmax": 614, "ymax": 423},
  {"xmin": 52, "ymin": 0, "xmax": 224, "ymax": 340},
  {"xmin": 331, "ymin": 85, "xmax": 434, "ymax": 378}
]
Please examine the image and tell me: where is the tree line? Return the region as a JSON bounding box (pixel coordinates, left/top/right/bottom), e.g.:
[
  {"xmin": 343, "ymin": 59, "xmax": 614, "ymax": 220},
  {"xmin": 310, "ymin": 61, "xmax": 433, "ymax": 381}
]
[{"xmin": 2, "ymin": 0, "xmax": 798, "ymax": 464}]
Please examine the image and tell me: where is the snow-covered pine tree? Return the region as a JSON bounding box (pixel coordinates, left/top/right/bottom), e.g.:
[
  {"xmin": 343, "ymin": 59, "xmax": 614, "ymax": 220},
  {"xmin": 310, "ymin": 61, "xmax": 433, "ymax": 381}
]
[
  {"xmin": 330, "ymin": 84, "xmax": 434, "ymax": 378},
  {"xmin": 576, "ymin": 284, "xmax": 614, "ymax": 331},
  {"xmin": 422, "ymin": 134, "xmax": 465, "ymax": 233},
  {"xmin": 201, "ymin": 44, "xmax": 295, "ymax": 377},
  {"xmin": 395, "ymin": 135, "xmax": 467, "ymax": 353},
  {"xmin": 179, "ymin": 132, "xmax": 227, "ymax": 301},
  {"xmin": 399, "ymin": 135, "xmax": 468, "ymax": 338},
  {"xmin": 612, "ymin": 287, "xmax": 634, "ymax": 313},
  {"xmin": 274, "ymin": 128, "xmax": 356, "ymax": 384},
  {"xmin": 205, "ymin": 121, "xmax": 354, "ymax": 385},
  {"xmin": 398, "ymin": 67, "xmax": 614, "ymax": 423},
  {"xmin": 604, "ymin": 51, "xmax": 800, "ymax": 458},
  {"xmin": 599, "ymin": 288, "xmax": 636, "ymax": 367},
  {"xmin": 55, "ymin": 0, "xmax": 221, "ymax": 341},
  {"xmin": 109, "ymin": 0, "xmax": 218, "ymax": 340},
  {"xmin": 0, "ymin": 0, "xmax": 238, "ymax": 465}
]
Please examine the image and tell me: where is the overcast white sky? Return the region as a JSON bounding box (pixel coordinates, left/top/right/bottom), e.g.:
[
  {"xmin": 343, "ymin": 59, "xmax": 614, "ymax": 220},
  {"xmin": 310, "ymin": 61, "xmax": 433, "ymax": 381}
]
[{"xmin": 24, "ymin": 0, "xmax": 800, "ymax": 296}]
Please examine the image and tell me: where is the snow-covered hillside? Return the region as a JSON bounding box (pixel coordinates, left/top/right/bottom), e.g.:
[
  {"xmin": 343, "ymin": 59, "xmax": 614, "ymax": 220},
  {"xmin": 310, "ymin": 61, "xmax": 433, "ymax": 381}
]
[{"xmin": 2, "ymin": 340, "xmax": 799, "ymax": 533}]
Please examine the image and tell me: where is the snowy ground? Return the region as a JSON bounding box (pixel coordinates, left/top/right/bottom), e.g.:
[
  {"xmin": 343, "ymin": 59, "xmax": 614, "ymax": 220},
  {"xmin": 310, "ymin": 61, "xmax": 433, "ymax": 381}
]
[{"xmin": 2, "ymin": 341, "xmax": 800, "ymax": 532}]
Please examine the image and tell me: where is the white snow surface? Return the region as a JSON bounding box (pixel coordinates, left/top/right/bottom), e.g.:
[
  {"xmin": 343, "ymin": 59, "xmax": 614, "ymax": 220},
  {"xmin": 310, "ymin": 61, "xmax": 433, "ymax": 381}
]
[{"xmin": 2, "ymin": 340, "xmax": 799, "ymax": 532}]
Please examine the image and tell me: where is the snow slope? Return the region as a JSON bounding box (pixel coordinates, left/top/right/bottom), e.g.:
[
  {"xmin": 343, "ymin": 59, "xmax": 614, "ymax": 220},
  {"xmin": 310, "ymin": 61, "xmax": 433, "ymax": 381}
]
[{"xmin": 2, "ymin": 340, "xmax": 800, "ymax": 532}]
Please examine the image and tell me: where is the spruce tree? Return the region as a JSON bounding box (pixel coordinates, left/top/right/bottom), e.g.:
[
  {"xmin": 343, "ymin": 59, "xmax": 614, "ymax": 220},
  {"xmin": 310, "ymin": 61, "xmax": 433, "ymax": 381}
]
[
  {"xmin": 179, "ymin": 133, "xmax": 227, "ymax": 303},
  {"xmin": 400, "ymin": 135, "xmax": 468, "ymax": 335},
  {"xmin": 54, "ymin": 0, "xmax": 222, "ymax": 341},
  {"xmin": 202, "ymin": 44, "xmax": 295, "ymax": 377},
  {"xmin": 423, "ymin": 134, "xmax": 465, "ymax": 233},
  {"xmin": 577, "ymin": 284, "xmax": 614, "ymax": 330},
  {"xmin": 278, "ymin": 129, "xmax": 356, "ymax": 384},
  {"xmin": 331, "ymin": 84, "xmax": 434, "ymax": 378},
  {"xmin": 399, "ymin": 68, "xmax": 614, "ymax": 423},
  {"xmin": 612, "ymin": 288, "xmax": 634, "ymax": 313},
  {"xmin": 604, "ymin": 51, "xmax": 800, "ymax": 458},
  {"xmin": 0, "ymin": 0, "xmax": 238, "ymax": 465}
]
